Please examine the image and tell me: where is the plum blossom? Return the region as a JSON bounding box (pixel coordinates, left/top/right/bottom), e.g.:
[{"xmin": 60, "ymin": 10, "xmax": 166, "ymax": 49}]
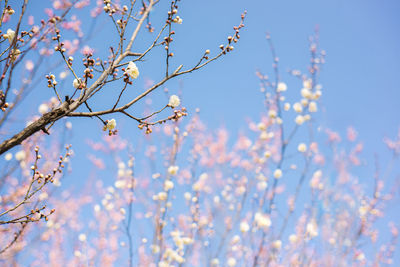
[
  {"xmin": 227, "ymin": 258, "xmax": 236, "ymax": 267},
  {"xmin": 73, "ymin": 78, "xmax": 81, "ymax": 89},
  {"xmin": 38, "ymin": 103, "xmax": 49, "ymax": 115},
  {"xmin": 4, "ymin": 153, "xmax": 12, "ymax": 161},
  {"xmin": 272, "ymin": 240, "xmax": 282, "ymax": 250},
  {"xmin": 15, "ymin": 150, "xmax": 26, "ymax": 161},
  {"xmin": 168, "ymin": 165, "xmax": 179, "ymax": 175},
  {"xmin": 308, "ymin": 101, "xmax": 317, "ymax": 112},
  {"xmin": 297, "ymin": 143, "xmax": 307, "ymax": 153},
  {"xmin": 240, "ymin": 221, "xmax": 250, "ymax": 232},
  {"xmin": 277, "ymin": 82, "xmax": 287, "ymax": 92},
  {"xmin": 273, "ymin": 169, "xmax": 282, "ymax": 179},
  {"xmin": 25, "ymin": 60, "xmax": 34, "ymax": 71},
  {"xmin": 106, "ymin": 119, "xmax": 116, "ymax": 130},
  {"xmin": 268, "ymin": 109, "xmax": 277, "ymax": 118},
  {"xmin": 125, "ymin": 61, "xmax": 139, "ymax": 79},
  {"xmin": 293, "ymin": 102, "xmax": 302, "ymax": 113},
  {"xmin": 10, "ymin": 49, "xmax": 21, "ymax": 62},
  {"xmin": 5, "ymin": 29, "xmax": 15, "ymax": 43},
  {"xmin": 164, "ymin": 180, "xmax": 174, "ymax": 191},
  {"xmin": 173, "ymin": 16, "xmax": 183, "ymax": 24},
  {"xmin": 255, "ymin": 212, "xmax": 271, "ymax": 228},
  {"xmin": 295, "ymin": 115, "xmax": 305, "ymax": 125},
  {"xmin": 78, "ymin": 233, "xmax": 86, "ymax": 242},
  {"xmin": 168, "ymin": 95, "xmax": 180, "ymax": 108}
]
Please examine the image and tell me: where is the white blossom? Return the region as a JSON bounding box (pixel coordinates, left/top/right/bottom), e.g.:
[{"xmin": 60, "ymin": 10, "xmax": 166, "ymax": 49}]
[
  {"xmin": 94, "ymin": 205, "xmax": 101, "ymax": 212},
  {"xmin": 173, "ymin": 16, "xmax": 183, "ymax": 24},
  {"xmin": 240, "ymin": 221, "xmax": 250, "ymax": 232},
  {"xmin": 168, "ymin": 165, "xmax": 179, "ymax": 175},
  {"xmin": 295, "ymin": 115, "xmax": 305, "ymax": 125},
  {"xmin": 158, "ymin": 192, "xmax": 168, "ymax": 201},
  {"xmin": 277, "ymin": 82, "xmax": 287, "ymax": 92},
  {"xmin": 78, "ymin": 233, "xmax": 87, "ymax": 242},
  {"xmin": 106, "ymin": 119, "xmax": 116, "ymax": 130},
  {"xmin": 289, "ymin": 234, "xmax": 298, "ymax": 243},
  {"xmin": 164, "ymin": 180, "xmax": 174, "ymax": 191},
  {"xmin": 65, "ymin": 121, "xmax": 72, "ymax": 129},
  {"xmin": 293, "ymin": 102, "xmax": 303, "ymax": 113},
  {"xmin": 301, "ymin": 88, "xmax": 312, "ymax": 99},
  {"xmin": 314, "ymin": 90, "xmax": 322, "ymax": 99},
  {"xmin": 308, "ymin": 101, "xmax": 318, "ymax": 112},
  {"xmin": 264, "ymin": 150, "xmax": 271, "ymax": 158},
  {"xmin": 151, "ymin": 244, "xmax": 160, "ymax": 254},
  {"xmin": 11, "ymin": 49, "xmax": 20, "ymax": 62},
  {"xmin": 59, "ymin": 71, "xmax": 68, "ymax": 79},
  {"xmin": 168, "ymin": 95, "xmax": 180, "ymax": 108},
  {"xmin": 73, "ymin": 78, "xmax": 81, "ymax": 89},
  {"xmin": 268, "ymin": 109, "xmax": 277, "ymax": 118},
  {"xmin": 255, "ymin": 212, "xmax": 271, "ymax": 228},
  {"xmin": 184, "ymin": 192, "xmax": 191, "ymax": 200},
  {"xmin": 298, "ymin": 143, "xmax": 307, "ymax": 153},
  {"xmin": 6, "ymin": 29, "xmax": 15, "ymax": 44},
  {"xmin": 303, "ymin": 79, "xmax": 312, "ymax": 89},
  {"xmin": 125, "ymin": 61, "xmax": 139, "ymax": 79},
  {"xmin": 15, "ymin": 150, "xmax": 26, "ymax": 161},
  {"xmin": 257, "ymin": 181, "xmax": 268, "ymax": 191},
  {"xmin": 356, "ymin": 253, "xmax": 366, "ymax": 261},
  {"xmin": 257, "ymin": 122, "xmax": 267, "ymax": 131},
  {"xmin": 306, "ymin": 220, "xmax": 319, "ymax": 237},
  {"xmin": 5, "ymin": 153, "xmax": 12, "ymax": 161},
  {"xmin": 38, "ymin": 103, "xmax": 49, "ymax": 115},
  {"xmin": 272, "ymin": 240, "xmax": 282, "ymax": 250},
  {"xmin": 115, "ymin": 180, "xmax": 126, "ymax": 189},
  {"xmin": 227, "ymin": 257, "xmax": 237, "ymax": 267},
  {"xmin": 273, "ymin": 169, "xmax": 282, "ymax": 179}
]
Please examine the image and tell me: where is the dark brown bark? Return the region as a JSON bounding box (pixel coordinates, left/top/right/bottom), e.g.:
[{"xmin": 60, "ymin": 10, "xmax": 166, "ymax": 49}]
[{"xmin": 0, "ymin": 101, "xmax": 71, "ymax": 155}]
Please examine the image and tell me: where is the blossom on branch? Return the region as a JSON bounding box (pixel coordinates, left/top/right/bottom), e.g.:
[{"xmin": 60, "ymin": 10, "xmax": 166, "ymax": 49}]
[
  {"xmin": 106, "ymin": 119, "xmax": 116, "ymax": 130},
  {"xmin": 4, "ymin": 29, "xmax": 15, "ymax": 44},
  {"xmin": 173, "ymin": 16, "xmax": 182, "ymax": 24},
  {"xmin": 125, "ymin": 61, "xmax": 139, "ymax": 79},
  {"xmin": 10, "ymin": 49, "xmax": 21, "ymax": 62},
  {"xmin": 168, "ymin": 165, "xmax": 179, "ymax": 175},
  {"xmin": 73, "ymin": 78, "xmax": 81, "ymax": 89},
  {"xmin": 277, "ymin": 82, "xmax": 287, "ymax": 92},
  {"xmin": 168, "ymin": 95, "xmax": 180, "ymax": 108},
  {"xmin": 273, "ymin": 168, "xmax": 282, "ymax": 179}
]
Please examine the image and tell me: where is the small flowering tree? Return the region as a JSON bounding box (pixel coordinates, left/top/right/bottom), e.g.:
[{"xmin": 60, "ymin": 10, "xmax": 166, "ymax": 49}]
[
  {"xmin": 0, "ymin": 0, "xmax": 245, "ymax": 152},
  {"xmin": 0, "ymin": 0, "xmax": 246, "ymax": 256}
]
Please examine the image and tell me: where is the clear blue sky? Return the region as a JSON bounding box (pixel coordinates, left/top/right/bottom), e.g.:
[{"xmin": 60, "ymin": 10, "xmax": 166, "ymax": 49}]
[
  {"xmin": 178, "ymin": 0, "xmax": 400, "ymax": 147},
  {"xmin": 24, "ymin": 0, "xmax": 400, "ymax": 153}
]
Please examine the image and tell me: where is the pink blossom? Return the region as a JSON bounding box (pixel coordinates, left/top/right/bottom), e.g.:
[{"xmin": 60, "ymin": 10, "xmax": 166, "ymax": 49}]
[
  {"xmin": 326, "ymin": 129, "xmax": 341, "ymax": 143},
  {"xmin": 44, "ymin": 8, "xmax": 54, "ymax": 18},
  {"xmin": 347, "ymin": 126, "xmax": 358, "ymax": 141},
  {"xmin": 81, "ymin": 45, "xmax": 94, "ymax": 55},
  {"xmin": 88, "ymin": 154, "xmax": 105, "ymax": 169},
  {"xmin": 75, "ymin": 0, "xmax": 90, "ymax": 9},
  {"xmin": 28, "ymin": 15, "xmax": 34, "ymax": 25}
]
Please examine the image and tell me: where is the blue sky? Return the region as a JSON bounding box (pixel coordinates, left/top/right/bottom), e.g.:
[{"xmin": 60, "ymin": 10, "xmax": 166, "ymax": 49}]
[
  {"xmin": 177, "ymin": 0, "xmax": 400, "ymax": 147},
  {"xmin": 23, "ymin": 0, "xmax": 400, "ymax": 151}
]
